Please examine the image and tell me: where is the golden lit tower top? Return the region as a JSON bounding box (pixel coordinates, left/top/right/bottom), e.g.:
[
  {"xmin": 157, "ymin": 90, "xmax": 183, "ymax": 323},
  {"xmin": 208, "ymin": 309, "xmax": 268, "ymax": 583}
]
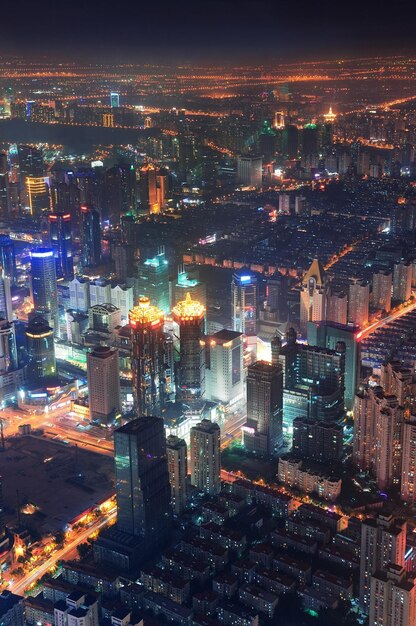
[
  {"xmin": 172, "ymin": 292, "xmax": 205, "ymax": 322},
  {"xmin": 129, "ymin": 296, "xmax": 164, "ymax": 328},
  {"xmin": 324, "ymin": 106, "xmax": 336, "ymax": 123}
]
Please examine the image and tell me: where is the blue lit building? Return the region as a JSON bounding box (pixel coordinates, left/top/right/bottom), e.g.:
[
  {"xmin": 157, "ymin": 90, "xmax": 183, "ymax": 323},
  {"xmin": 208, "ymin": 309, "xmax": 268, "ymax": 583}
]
[
  {"xmin": 48, "ymin": 212, "xmax": 74, "ymax": 280},
  {"xmin": 110, "ymin": 92, "xmax": 120, "ymax": 108},
  {"xmin": 30, "ymin": 248, "xmax": 59, "ymax": 335},
  {"xmin": 231, "ymin": 269, "xmax": 258, "ymax": 336},
  {"xmin": 138, "ymin": 247, "xmax": 170, "ymax": 314}
]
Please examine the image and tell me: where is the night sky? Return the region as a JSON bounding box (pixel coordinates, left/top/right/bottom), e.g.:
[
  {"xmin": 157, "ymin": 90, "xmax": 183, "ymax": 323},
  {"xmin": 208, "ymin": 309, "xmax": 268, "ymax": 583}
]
[{"xmin": 1, "ymin": 0, "xmax": 416, "ymax": 62}]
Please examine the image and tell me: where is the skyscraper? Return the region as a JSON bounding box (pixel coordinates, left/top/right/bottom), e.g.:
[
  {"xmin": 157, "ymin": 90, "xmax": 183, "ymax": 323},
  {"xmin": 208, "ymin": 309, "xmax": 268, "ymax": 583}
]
[
  {"xmin": 299, "ymin": 258, "xmax": 327, "ymax": 334},
  {"xmin": 0, "ymin": 235, "xmax": 16, "ymax": 286},
  {"xmin": 87, "ymin": 346, "xmax": 121, "ymax": 425},
  {"xmin": 129, "ymin": 297, "xmax": 169, "ymax": 415},
  {"xmin": 359, "ymin": 514, "xmax": 406, "ymax": 613},
  {"xmin": 0, "ymin": 153, "xmax": 9, "ymax": 217},
  {"xmin": 30, "ymin": 248, "xmax": 59, "ymax": 335},
  {"xmin": 348, "ymin": 279, "xmax": 369, "ymax": 327},
  {"xmin": 326, "ymin": 290, "xmax": 347, "ymax": 326},
  {"xmin": 231, "ymin": 269, "xmax": 258, "ymax": 337},
  {"xmin": 205, "ymin": 329, "xmax": 244, "ymax": 406},
  {"xmin": 48, "ymin": 212, "xmax": 74, "ymax": 280},
  {"xmin": 369, "ymin": 564, "xmax": 416, "ymax": 626},
  {"xmin": 138, "ymin": 247, "xmax": 170, "ymax": 314},
  {"xmin": 236, "ymin": 155, "xmax": 262, "ymax": 188},
  {"xmin": 80, "ymin": 205, "xmax": 101, "ymax": 268},
  {"xmin": 190, "ymin": 419, "xmax": 221, "ymax": 495},
  {"xmin": 139, "ymin": 163, "xmax": 159, "ymax": 214},
  {"xmin": 114, "ymin": 417, "xmax": 172, "ymax": 544},
  {"xmin": 242, "ymin": 361, "xmax": 283, "ymax": 455},
  {"xmin": 0, "ymin": 267, "xmax": 12, "ymax": 323},
  {"xmin": 25, "ymin": 317, "xmax": 56, "ymax": 380},
  {"xmin": 393, "ymin": 261, "xmax": 412, "ymax": 303},
  {"xmin": 166, "ymin": 435, "xmax": 187, "ymax": 516},
  {"xmin": 400, "ymin": 417, "xmax": 416, "ymax": 504},
  {"xmin": 110, "ymin": 92, "xmax": 120, "ymax": 108},
  {"xmin": 172, "ymin": 292, "xmax": 206, "ymax": 401},
  {"xmin": 25, "ymin": 176, "xmax": 50, "ymax": 216},
  {"xmin": 372, "ymin": 270, "xmax": 392, "ymax": 313}
]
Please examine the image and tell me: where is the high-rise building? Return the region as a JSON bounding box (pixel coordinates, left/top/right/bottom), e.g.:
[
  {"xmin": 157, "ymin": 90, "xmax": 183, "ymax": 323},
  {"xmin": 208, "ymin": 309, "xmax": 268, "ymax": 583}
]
[
  {"xmin": 236, "ymin": 155, "xmax": 262, "ymax": 189},
  {"xmin": 129, "ymin": 297, "xmax": 168, "ymax": 415},
  {"xmin": 166, "ymin": 435, "xmax": 187, "ymax": 516},
  {"xmin": 380, "ymin": 361, "xmax": 416, "ymax": 408},
  {"xmin": 327, "ymin": 290, "xmax": 347, "ymax": 326},
  {"xmin": 30, "ymin": 248, "xmax": 59, "ymax": 334},
  {"xmin": 170, "ymin": 265, "xmax": 206, "ymax": 310},
  {"xmin": 110, "ymin": 92, "xmax": 120, "ymax": 108},
  {"xmin": 353, "ymin": 385, "xmax": 403, "ymax": 490},
  {"xmin": 369, "ymin": 564, "xmax": 416, "ymax": 626},
  {"xmin": 205, "ymin": 329, "xmax": 244, "ymax": 406},
  {"xmin": 139, "ymin": 164, "xmax": 160, "ymax": 214},
  {"xmin": 138, "ymin": 247, "xmax": 170, "ymax": 314},
  {"xmin": 359, "ymin": 514, "xmax": 406, "ymax": 613},
  {"xmin": 299, "ymin": 258, "xmax": 327, "ymax": 334},
  {"xmin": 0, "ymin": 318, "xmax": 18, "ymax": 376},
  {"xmin": 87, "ymin": 346, "xmax": 121, "ymax": 425},
  {"xmin": 242, "ymin": 361, "xmax": 283, "ymax": 455},
  {"xmin": 104, "ymin": 161, "xmax": 136, "ymax": 224},
  {"xmin": 0, "ymin": 235, "xmax": 16, "ymax": 286},
  {"xmin": 25, "ymin": 176, "xmax": 50, "ymax": 216},
  {"xmin": 80, "ymin": 205, "xmax": 101, "ymax": 268},
  {"xmin": 0, "ymin": 590, "xmax": 25, "ymax": 626},
  {"xmin": 401, "ymin": 417, "xmax": 416, "ymax": 504},
  {"xmin": 69, "ymin": 277, "xmax": 90, "ymax": 313},
  {"xmin": 302, "ymin": 123, "xmax": 318, "ymax": 156},
  {"xmin": 372, "ymin": 270, "xmax": 392, "ymax": 312},
  {"xmin": 48, "ymin": 212, "xmax": 74, "ymax": 280},
  {"xmin": 307, "ymin": 321, "xmax": 359, "ymax": 411},
  {"xmin": 348, "ymin": 279, "xmax": 369, "ymax": 327},
  {"xmin": 114, "ymin": 417, "xmax": 172, "ymax": 542},
  {"xmin": 0, "ymin": 268, "xmax": 12, "ymax": 323},
  {"xmin": 172, "ymin": 292, "xmax": 206, "ymax": 401},
  {"xmin": 25, "ymin": 317, "xmax": 56, "ymax": 380},
  {"xmin": 292, "ymin": 416, "xmax": 343, "ymax": 462},
  {"xmin": 0, "ymin": 153, "xmax": 9, "ymax": 217},
  {"xmin": 231, "ymin": 269, "xmax": 258, "ymax": 336},
  {"xmin": 190, "ymin": 419, "xmax": 221, "ymax": 495},
  {"xmin": 393, "ymin": 261, "xmax": 412, "ymax": 303}
]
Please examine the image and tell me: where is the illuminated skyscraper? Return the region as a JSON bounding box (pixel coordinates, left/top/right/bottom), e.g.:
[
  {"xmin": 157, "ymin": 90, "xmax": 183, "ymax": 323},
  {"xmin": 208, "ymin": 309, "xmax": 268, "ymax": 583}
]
[
  {"xmin": 48, "ymin": 212, "xmax": 74, "ymax": 280},
  {"xmin": 190, "ymin": 419, "xmax": 221, "ymax": 495},
  {"xmin": 231, "ymin": 269, "xmax": 258, "ymax": 337},
  {"xmin": 242, "ymin": 361, "xmax": 283, "ymax": 455},
  {"xmin": 0, "ymin": 154, "xmax": 9, "ymax": 217},
  {"xmin": 299, "ymin": 258, "xmax": 327, "ymax": 334},
  {"xmin": 114, "ymin": 417, "xmax": 172, "ymax": 542},
  {"xmin": 170, "ymin": 265, "xmax": 206, "ymax": 310},
  {"xmin": 25, "ymin": 317, "xmax": 56, "ymax": 380},
  {"xmin": 30, "ymin": 248, "xmax": 59, "ymax": 334},
  {"xmin": 138, "ymin": 247, "xmax": 170, "ymax": 314},
  {"xmin": 348, "ymin": 279, "xmax": 369, "ymax": 327},
  {"xmin": 110, "ymin": 92, "xmax": 120, "ymax": 108},
  {"xmin": 0, "ymin": 268, "xmax": 12, "ymax": 323},
  {"xmin": 172, "ymin": 292, "xmax": 206, "ymax": 401},
  {"xmin": 80, "ymin": 205, "xmax": 101, "ymax": 268},
  {"xmin": 87, "ymin": 346, "xmax": 121, "ymax": 425},
  {"xmin": 0, "ymin": 235, "xmax": 16, "ymax": 286},
  {"xmin": 205, "ymin": 329, "xmax": 244, "ymax": 406},
  {"xmin": 26, "ymin": 176, "xmax": 50, "ymax": 216},
  {"xmin": 166, "ymin": 435, "xmax": 187, "ymax": 516},
  {"xmin": 236, "ymin": 155, "xmax": 262, "ymax": 188},
  {"xmin": 139, "ymin": 163, "xmax": 159, "ymax": 213},
  {"xmin": 129, "ymin": 297, "xmax": 170, "ymax": 415}
]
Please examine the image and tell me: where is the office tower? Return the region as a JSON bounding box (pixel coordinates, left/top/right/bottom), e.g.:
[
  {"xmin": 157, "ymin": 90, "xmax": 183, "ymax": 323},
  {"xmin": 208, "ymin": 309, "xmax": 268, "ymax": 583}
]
[
  {"xmin": 401, "ymin": 417, "xmax": 416, "ymax": 503},
  {"xmin": 166, "ymin": 435, "xmax": 187, "ymax": 516},
  {"xmin": 30, "ymin": 248, "xmax": 59, "ymax": 334},
  {"xmin": 114, "ymin": 417, "xmax": 172, "ymax": 543},
  {"xmin": 285, "ymin": 124, "xmax": 299, "ymax": 159},
  {"xmin": 369, "ymin": 564, "xmax": 416, "ymax": 626},
  {"xmin": 393, "ymin": 261, "xmax": 412, "ymax": 303},
  {"xmin": 139, "ymin": 163, "xmax": 159, "ymax": 213},
  {"xmin": 273, "ymin": 111, "xmax": 285, "ymax": 129},
  {"xmin": 25, "ymin": 176, "xmax": 50, "ymax": 216},
  {"xmin": 242, "ymin": 361, "xmax": 284, "ymax": 455},
  {"xmin": 353, "ymin": 386, "xmax": 403, "ymax": 490},
  {"xmin": 302, "ymin": 123, "xmax": 318, "ymax": 156},
  {"xmin": 265, "ymin": 271, "xmax": 288, "ymax": 322},
  {"xmin": 190, "ymin": 419, "xmax": 221, "ymax": 495},
  {"xmin": 110, "ymin": 284, "xmax": 134, "ymax": 323},
  {"xmin": 48, "ymin": 212, "xmax": 74, "ymax": 280},
  {"xmin": 25, "ymin": 317, "xmax": 56, "ymax": 380},
  {"xmin": 236, "ymin": 155, "xmax": 262, "ymax": 188},
  {"xmin": 231, "ymin": 269, "xmax": 258, "ymax": 336},
  {"xmin": 0, "ymin": 153, "xmax": 9, "ymax": 217},
  {"xmin": 205, "ymin": 329, "xmax": 244, "ymax": 405},
  {"xmin": 170, "ymin": 265, "xmax": 206, "ymax": 310},
  {"xmin": 80, "ymin": 205, "xmax": 101, "ymax": 267},
  {"xmin": 172, "ymin": 293, "xmax": 206, "ymax": 401},
  {"xmin": 372, "ymin": 270, "xmax": 392, "ymax": 312},
  {"xmin": 129, "ymin": 297, "xmax": 167, "ymax": 415},
  {"xmin": 0, "ymin": 268, "xmax": 12, "ymax": 323},
  {"xmin": 299, "ymin": 258, "xmax": 327, "ymax": 334},
  {"xmin": 112, "ymin": 242, "xmax": 136, "ymax": 281},
  {"xmin": 88, "ymin": 303, "xmax": 121, "ymax": 333},
  {"xmin": 359, "ymin": 514, "xmax": 406, "ymax": 613},
  {"xmin": 87, "ymin": 346, "xmax": 121, "ymax": 425},
  {"xmin": 69, "ymin": 277, "xmax": 90, "ymax": 312},
  {"xmin": 327, "ymin": 290, "xmax": 347, "ymax": 326},
  {"xmin": 0, "ymin": 318, "xmax": 18, "ymax": 375},
  {"xmin": 307, "ymin": 321, "xmax": 360, "ymax": 411},
  {"xmin": 292, "ymin": 417, "xmax": 343, "ymax": 462},
  {"xmin": 0, "ymin": 235, "xmax": 16, "ymax": 286},
  {"xmin": 110, "ymin": 92, "xmax": 120, "ymax": 108},
  {"xmin": 18, "ymin": 145, "xmax": 44, "ymax": 178},
  {"xmin": 348, "ymin": 279, "xmax": 369, "ymax": 327},
  {"xmin": 259, "ymin": 121, "xmax": 276, "ymax": 162},
  {"xmin": 104, "ymin": 161, "xmax": 136, "ymax": 224},
  {"xmin": 89, "ymin": 278, "xmax": 111, "ymax": 307},
  {"xmin": 138, "ymin": 247, "xmax": 170, "ymax": 314}
]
